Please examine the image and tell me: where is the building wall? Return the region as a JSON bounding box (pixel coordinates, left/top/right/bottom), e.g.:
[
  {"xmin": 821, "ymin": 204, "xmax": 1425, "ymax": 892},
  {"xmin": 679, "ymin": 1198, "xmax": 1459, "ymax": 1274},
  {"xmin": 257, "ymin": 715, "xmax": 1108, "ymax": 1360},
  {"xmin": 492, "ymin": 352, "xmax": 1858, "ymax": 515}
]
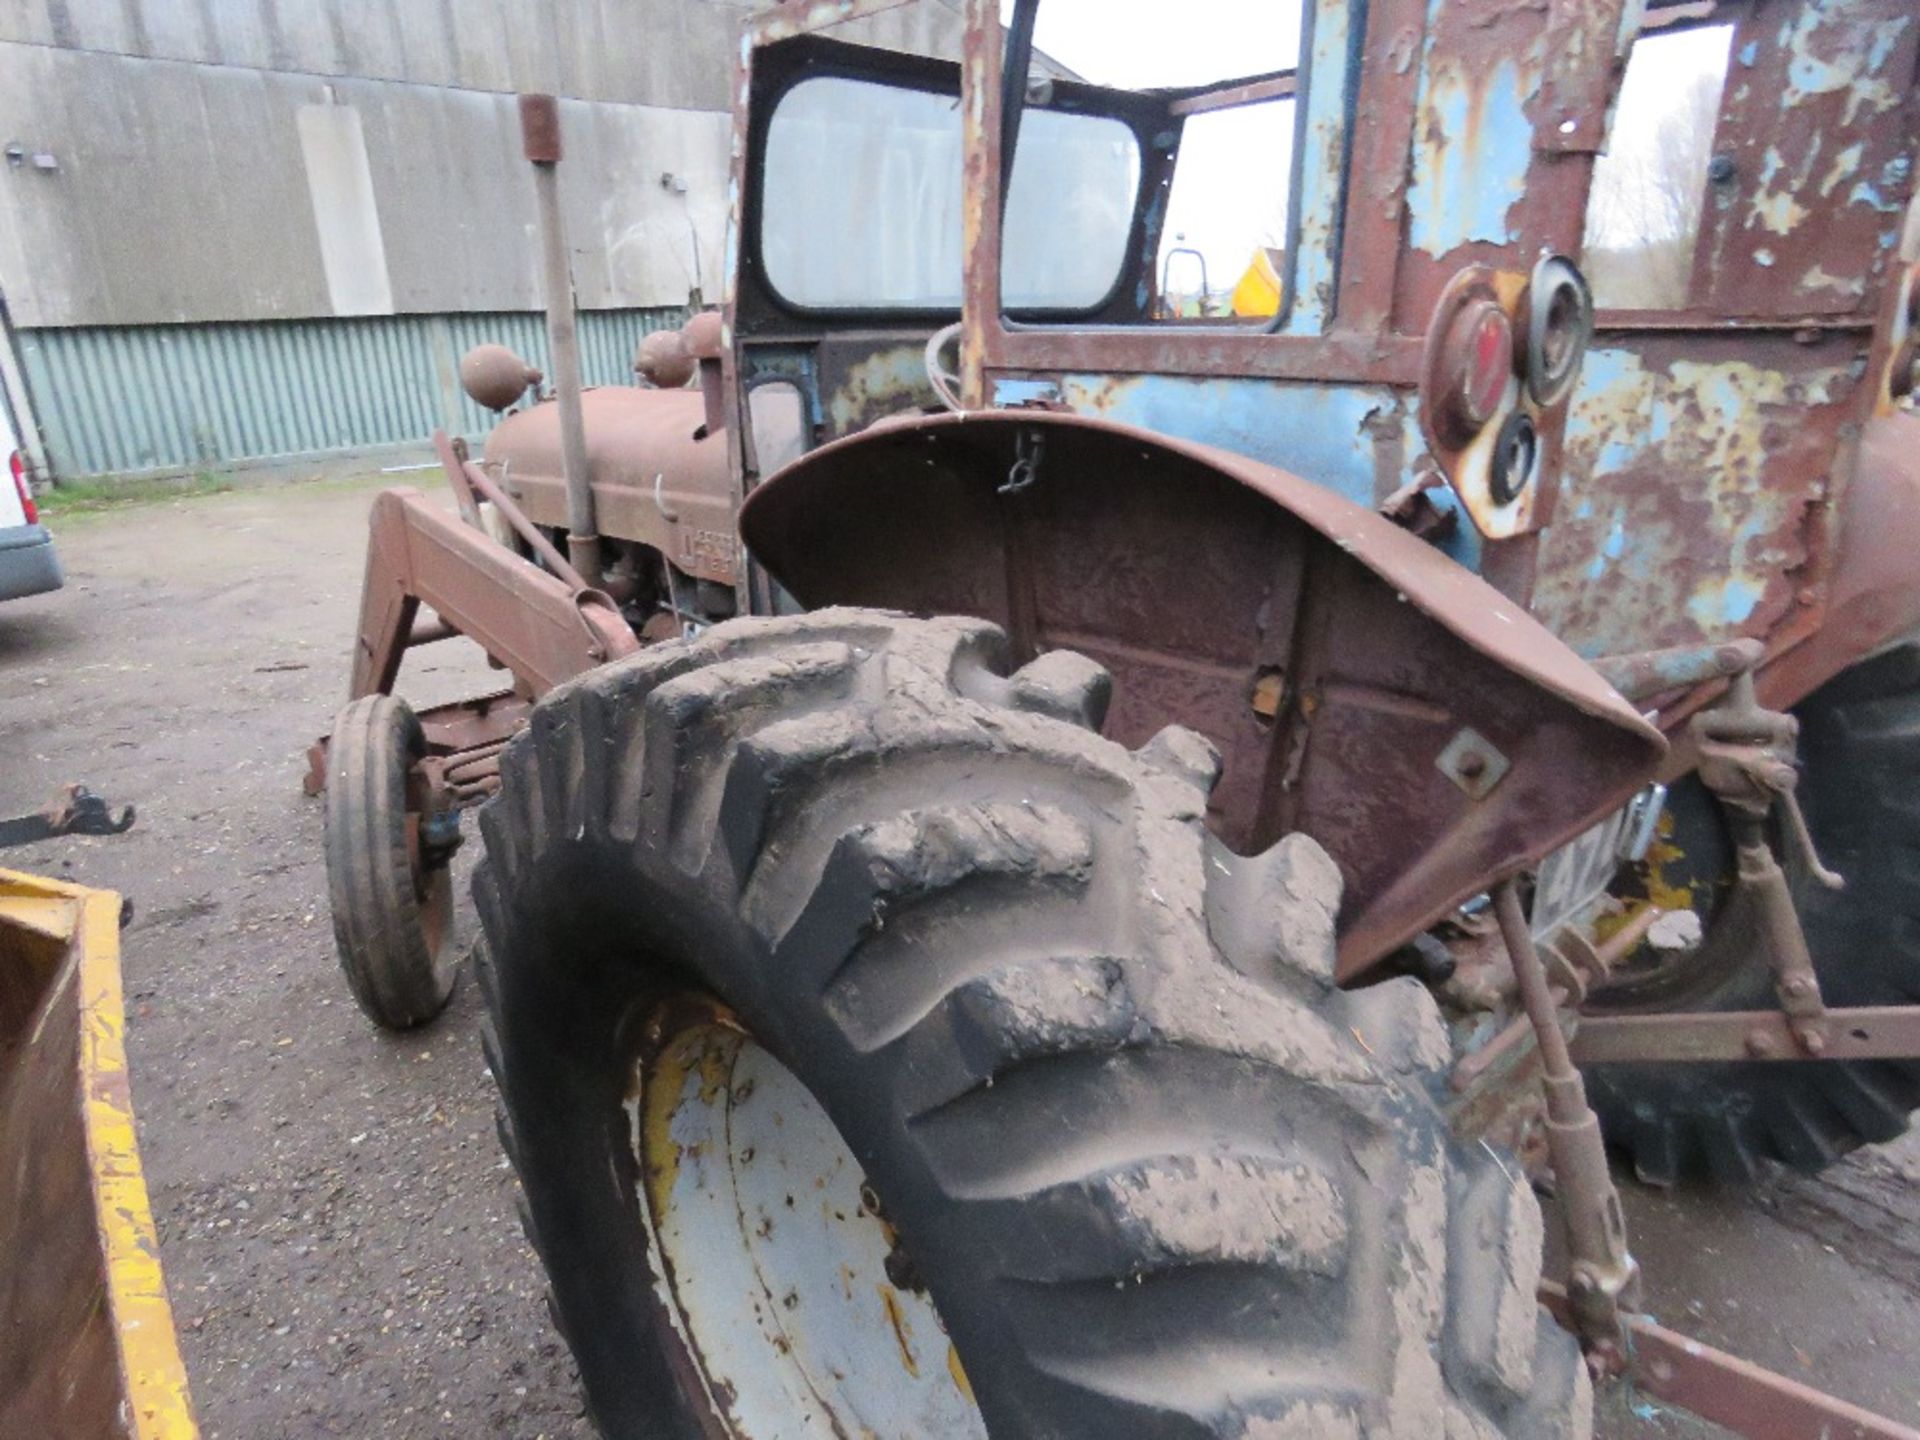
[
  {"xmin": 15, "ymin": 307, "xmax": 686, "ymax": 478},
  {"xmin": 0, "ymin": 0, "xmax": 978, "ymax": 479},
  {"xmin": 0, "ymin": 37, "xmax": 734, "ymax": 329}
]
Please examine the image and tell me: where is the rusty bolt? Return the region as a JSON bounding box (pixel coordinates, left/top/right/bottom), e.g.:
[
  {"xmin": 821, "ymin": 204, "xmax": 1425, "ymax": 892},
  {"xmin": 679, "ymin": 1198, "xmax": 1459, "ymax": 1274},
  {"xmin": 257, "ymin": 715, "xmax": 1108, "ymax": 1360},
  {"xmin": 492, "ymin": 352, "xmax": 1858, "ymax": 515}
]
[
  {"xmin": 1707, "ymin": 152, "xmax": 1736, "ymax": 184},
  {"xmin": 1745, "ymin": 1027, "xmax": 1777, "ymax": 1058},
  {"xmin": 1798, "ymin": 1027, "xmax": 1828, "ymax": 1057},
  {"xmin": 1456, "ymin": 751, "xmax": 1488, "ymax": 780}
]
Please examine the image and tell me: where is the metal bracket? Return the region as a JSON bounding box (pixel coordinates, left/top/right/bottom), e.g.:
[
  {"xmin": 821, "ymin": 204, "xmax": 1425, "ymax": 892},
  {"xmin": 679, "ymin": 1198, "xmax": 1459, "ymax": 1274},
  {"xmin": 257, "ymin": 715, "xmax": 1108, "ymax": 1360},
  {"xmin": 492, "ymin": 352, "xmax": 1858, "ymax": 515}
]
[
  {"xmin": 1540, "ymin": 1283, "xmax": 1920, "ymax": 1440},
  {"xmin": 0, "ymin": 785, "xmax": 136, "ymax": 850},
  {"xmin": 999, "ymin": 428, "xmax": 1044, "ymax": 495},
  {"xmin": 1693, "ymin": 670, "xmax": 1844, "ymax": 1055},
  {"xmin": 1492, "ymin": 880, "xmax": 1640, "ymax": 1371},
  {"xmin": 1572, "ymin": 1005, "xmax": 1920, "ymax": 1064}
]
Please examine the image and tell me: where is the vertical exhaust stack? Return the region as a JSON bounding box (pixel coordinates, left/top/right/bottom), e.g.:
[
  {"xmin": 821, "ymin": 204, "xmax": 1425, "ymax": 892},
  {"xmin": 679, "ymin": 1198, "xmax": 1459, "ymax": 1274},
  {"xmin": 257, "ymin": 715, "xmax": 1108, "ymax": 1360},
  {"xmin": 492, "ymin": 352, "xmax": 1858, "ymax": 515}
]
[{"xmin": 519, "ymin": 93, "xmax": 600, "ymax": 589}]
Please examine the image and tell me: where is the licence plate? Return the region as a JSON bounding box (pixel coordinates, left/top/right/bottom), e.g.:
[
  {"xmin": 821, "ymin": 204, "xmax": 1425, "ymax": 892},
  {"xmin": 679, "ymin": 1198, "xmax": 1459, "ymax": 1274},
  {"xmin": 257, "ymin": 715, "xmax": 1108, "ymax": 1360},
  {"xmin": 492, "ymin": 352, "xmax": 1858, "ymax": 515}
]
[{"xmin": 1531, "ymin": 808, "xmax": 1634, "ymax": 939}]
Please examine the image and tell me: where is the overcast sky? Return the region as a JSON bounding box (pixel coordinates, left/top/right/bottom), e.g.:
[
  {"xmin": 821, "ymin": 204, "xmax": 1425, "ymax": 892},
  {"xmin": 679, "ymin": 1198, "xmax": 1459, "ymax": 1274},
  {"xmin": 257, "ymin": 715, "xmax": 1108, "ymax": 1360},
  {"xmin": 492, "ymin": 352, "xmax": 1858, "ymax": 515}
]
[{"xmin": 1009, "ymin": 0, "xmax": 1302, "ymax": 89}]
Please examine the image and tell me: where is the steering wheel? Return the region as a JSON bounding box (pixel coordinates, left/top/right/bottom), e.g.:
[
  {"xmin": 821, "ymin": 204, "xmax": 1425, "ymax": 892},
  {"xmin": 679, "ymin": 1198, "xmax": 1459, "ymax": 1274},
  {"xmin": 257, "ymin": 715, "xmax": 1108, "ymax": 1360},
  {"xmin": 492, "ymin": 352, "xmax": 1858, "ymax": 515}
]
[{"xmin": 924, "ymin": 322, "xmax": 966, "ymax": 413}]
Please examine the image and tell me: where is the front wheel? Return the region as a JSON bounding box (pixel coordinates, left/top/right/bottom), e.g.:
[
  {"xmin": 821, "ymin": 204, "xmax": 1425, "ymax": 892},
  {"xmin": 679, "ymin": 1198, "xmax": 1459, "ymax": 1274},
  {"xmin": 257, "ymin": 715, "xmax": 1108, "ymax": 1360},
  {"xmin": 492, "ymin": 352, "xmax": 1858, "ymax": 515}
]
[
  {"xmin": 323, "ymin": 694, "xmax": 458, "ymax": 1029},
  {"xmin": 476, "ymin": 609, "xmax": 1590, "ymax": 1438}
]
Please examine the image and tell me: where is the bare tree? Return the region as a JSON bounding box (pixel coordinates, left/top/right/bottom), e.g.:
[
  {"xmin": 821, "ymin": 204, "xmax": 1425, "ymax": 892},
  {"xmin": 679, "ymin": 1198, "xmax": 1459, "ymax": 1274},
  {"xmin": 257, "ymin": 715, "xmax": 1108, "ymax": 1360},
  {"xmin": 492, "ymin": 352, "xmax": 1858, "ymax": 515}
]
[{"xmin": 1585, "ymin": 60, "xmax": 1725, "ymax": 308}]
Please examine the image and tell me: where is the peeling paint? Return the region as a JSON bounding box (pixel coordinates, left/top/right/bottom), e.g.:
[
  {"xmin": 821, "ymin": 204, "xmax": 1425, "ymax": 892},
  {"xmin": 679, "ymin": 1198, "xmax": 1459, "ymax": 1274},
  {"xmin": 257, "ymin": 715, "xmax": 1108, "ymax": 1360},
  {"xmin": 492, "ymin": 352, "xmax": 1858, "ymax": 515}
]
[
  {"xmin": 1406, "ymin": 57, "xmax": 1535, "ymax": 254},
  {"xmin": 1057, "ymin": 373, "xmax": 1409, "ymax": 512},
  {"xmin": 1776, "ymin": 6, "xmax": 1910, "ymax": 125},
  {"xmin": 826, "ymin": 345, "xmax": 933, "ymax": 434},
  {"xmin": 1283, "ymin": 0, "xmax": 1355, "ymax": 335},
  {"xmin": 1816, "ymin": 140, "xmax": 1865, "ymax": 197},
  {"xmin": 1748, "ymin": 150, "xmax": 1810, "ymax": 236},
  {"xmin": 1538, "ymin": 345, "xmax": 1853, "ymax": 657}
]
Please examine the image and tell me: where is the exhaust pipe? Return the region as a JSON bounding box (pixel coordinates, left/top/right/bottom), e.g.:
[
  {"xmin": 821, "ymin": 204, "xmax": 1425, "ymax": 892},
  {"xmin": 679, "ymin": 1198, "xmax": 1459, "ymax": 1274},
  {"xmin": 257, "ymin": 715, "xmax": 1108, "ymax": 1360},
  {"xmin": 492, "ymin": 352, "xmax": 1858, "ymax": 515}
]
[{"xmin": 519, "ymin": 93, "xmax": 601, "ymax": 589}]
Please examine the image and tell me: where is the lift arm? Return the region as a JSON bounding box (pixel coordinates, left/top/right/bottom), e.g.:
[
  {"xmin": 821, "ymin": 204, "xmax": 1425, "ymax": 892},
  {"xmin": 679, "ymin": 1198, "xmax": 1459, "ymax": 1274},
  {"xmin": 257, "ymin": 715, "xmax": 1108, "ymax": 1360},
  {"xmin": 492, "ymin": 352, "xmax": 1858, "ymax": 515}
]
[{"xmin": 347, "ymin": 487, "xmax": 639, "ymax": 704}]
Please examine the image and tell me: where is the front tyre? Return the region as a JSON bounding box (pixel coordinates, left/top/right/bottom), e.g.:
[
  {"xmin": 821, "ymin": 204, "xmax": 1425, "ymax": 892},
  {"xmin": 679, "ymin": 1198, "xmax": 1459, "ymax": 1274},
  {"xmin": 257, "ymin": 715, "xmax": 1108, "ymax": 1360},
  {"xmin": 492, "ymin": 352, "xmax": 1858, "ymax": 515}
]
[
  {"xmin": 477, "ymin": 609, "xmax": 1590, "ymax": 1439},
  {"xmin": 323, "ymin": 694, "xmax": 458, "ymax": 1029}
]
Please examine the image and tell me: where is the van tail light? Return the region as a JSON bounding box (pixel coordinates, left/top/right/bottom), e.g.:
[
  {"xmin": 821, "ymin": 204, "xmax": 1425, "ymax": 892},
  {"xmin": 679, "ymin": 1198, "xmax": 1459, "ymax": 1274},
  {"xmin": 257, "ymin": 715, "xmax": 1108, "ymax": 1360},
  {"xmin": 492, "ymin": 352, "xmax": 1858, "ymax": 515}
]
[{"xmin": 11, "ymin": 451, "xmax": 36, "ymax": 524}]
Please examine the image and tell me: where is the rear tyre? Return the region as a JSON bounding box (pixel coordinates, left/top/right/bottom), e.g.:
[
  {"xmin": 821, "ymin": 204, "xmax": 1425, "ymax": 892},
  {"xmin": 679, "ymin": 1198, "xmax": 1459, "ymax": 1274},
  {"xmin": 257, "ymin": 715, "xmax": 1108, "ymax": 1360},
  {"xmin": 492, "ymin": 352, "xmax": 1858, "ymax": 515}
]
[
  {"xmin": 324, "ymin": 694, "xmax": 458, "ymax": 1029},
  {"xmin": 1590, "ymin": 643, "xmax": 1920, "ymax": 1184},
  {"xmin": 476, "ymin": 608, "xmax": 1589, "ymax": 1439}
]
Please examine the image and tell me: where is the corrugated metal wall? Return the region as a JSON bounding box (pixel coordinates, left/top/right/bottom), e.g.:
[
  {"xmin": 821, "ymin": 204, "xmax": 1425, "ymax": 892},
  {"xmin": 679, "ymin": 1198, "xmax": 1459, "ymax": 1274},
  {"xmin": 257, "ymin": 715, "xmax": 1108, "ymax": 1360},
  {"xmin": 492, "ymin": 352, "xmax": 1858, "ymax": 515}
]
[{"xmin": 16, "ymin": 309, "xmax": 686, "ymax": 479}]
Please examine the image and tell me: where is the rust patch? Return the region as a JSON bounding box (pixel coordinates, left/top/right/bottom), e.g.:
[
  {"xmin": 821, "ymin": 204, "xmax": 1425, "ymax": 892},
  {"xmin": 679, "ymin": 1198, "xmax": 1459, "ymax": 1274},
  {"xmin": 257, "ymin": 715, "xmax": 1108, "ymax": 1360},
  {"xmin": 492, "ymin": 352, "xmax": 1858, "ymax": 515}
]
[
  {"xmin": 1693, "ymin": 1, "xmax": 1918, "ymax": 316},
  {"xmin": 1532, "ymin": 333, "xmax": 1857, "ymax": 660}
]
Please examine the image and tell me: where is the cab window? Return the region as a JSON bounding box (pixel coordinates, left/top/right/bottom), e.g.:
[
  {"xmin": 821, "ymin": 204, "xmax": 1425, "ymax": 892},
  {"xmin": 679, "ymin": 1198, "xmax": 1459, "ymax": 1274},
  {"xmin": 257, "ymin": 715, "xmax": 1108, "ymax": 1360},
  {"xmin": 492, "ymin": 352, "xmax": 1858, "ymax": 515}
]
[
  {"xmin": 1006, "ymin": 0, "xmax": 1307, "ymax": 323},
  {"xmin": 1583, "ymin": 23, "xmax": 1735, "ymax": 310},
  {"xmin": 761, "ymin": 75, "xmax": 1140, "ymax": 313}
]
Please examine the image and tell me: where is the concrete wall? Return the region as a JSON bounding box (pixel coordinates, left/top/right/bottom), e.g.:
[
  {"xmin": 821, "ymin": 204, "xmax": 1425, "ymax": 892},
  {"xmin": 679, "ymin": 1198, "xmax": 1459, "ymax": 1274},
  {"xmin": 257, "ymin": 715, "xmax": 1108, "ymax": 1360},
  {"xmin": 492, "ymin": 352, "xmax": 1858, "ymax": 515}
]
[
  {"xmin": 16, "ymin": 308, "xmax": 687, "ymax": 478},
  {"xmin": 0, "ymin": 0, "xmax": 977, "ymax": 477},
  {"xmin": 0, "ymin": 0, "xmax": 978, "ymax": 329},
  {"xmin": 0, "ymin": 0, "xmax": 756, "ymax": 110}
]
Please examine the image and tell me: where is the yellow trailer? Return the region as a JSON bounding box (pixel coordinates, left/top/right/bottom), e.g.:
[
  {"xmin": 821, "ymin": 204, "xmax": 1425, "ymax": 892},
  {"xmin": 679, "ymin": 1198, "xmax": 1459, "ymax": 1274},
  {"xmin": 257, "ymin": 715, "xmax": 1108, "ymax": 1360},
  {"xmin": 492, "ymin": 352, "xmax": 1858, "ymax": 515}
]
[{"xmin": 0, "ymin": 869, "xmax": 197, "ymax": 1439}]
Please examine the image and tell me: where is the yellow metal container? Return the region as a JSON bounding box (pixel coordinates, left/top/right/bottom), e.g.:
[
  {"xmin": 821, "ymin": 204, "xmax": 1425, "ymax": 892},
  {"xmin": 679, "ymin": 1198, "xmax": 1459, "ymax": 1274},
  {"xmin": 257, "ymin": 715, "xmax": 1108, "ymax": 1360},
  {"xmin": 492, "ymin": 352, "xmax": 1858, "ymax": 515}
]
[{"xmin": 0, "ymin": 869, "xmax": 198, "ymax": 1439}]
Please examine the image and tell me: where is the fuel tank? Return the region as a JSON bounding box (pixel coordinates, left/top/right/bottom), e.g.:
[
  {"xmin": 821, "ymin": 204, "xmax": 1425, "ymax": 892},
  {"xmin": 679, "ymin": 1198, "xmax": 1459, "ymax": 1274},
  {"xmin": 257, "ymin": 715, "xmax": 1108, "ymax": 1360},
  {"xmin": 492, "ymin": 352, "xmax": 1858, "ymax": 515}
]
[{"xmin": 483, "ymin": 387, "xmax": 739, "ymax": 586}]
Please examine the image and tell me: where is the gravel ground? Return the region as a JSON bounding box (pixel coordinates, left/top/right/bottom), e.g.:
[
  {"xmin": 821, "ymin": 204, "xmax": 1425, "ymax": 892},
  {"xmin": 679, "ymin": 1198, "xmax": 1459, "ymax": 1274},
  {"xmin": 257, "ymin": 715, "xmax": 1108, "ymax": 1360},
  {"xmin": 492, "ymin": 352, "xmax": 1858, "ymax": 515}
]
[{"xmin": 2, "ymin": 474, "xmax": 1917, "ymax": 1439}]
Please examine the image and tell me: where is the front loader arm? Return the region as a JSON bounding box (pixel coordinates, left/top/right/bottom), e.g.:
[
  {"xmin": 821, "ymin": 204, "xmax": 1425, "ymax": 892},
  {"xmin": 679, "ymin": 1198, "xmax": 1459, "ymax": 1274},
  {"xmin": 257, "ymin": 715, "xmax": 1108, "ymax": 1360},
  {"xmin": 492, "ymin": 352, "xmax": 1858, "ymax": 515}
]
[{"xmin": 348, "ymin": 488, "xmax": 639, "ymax": 703}]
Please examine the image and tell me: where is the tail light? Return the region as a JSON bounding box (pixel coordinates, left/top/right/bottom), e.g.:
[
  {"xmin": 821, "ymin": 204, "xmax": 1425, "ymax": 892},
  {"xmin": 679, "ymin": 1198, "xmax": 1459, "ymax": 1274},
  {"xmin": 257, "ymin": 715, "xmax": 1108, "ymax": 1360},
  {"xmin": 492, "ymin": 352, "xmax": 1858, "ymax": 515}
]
[
  {"xmin": 1429, "ymin": 295, "xmax": 1515, "ymax": 448},
  {"xmin": 1420, "ymin": 255, "xmax": 1592, "ymax": 540},
  {"xmin": 10, "ymin": 451, "xmax": 34, "ymax": 525}
]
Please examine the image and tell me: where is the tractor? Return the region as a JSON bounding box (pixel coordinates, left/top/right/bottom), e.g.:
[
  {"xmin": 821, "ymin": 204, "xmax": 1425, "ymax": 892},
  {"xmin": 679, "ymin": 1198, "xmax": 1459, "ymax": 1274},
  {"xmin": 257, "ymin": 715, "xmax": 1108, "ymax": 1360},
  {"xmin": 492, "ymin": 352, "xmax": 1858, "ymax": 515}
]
[{"xmin": 312, "ymin": 0, "xmax": 1920, "ymax": 1435}]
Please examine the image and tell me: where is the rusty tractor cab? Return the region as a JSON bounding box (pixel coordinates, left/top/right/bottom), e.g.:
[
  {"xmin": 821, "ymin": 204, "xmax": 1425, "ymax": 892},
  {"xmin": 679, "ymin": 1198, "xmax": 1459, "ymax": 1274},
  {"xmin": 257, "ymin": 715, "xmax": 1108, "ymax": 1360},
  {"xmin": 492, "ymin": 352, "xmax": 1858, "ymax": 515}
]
[{"xmin": 314, "ymin": 1, "xmax": 1920, "ymax": 1436}]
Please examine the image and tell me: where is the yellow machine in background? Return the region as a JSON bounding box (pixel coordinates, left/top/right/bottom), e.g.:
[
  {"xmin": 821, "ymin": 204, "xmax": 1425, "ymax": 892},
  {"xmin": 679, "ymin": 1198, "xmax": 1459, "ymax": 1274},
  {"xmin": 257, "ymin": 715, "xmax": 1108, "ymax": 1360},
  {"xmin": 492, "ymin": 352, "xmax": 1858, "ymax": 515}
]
[
  {"xmin": 0, "ymin": 869, "xmax": 198, "ymax": 1439},
  {"xmin": 1231, "ymin": 245, "xmax": 1286, "ymax": 317}
]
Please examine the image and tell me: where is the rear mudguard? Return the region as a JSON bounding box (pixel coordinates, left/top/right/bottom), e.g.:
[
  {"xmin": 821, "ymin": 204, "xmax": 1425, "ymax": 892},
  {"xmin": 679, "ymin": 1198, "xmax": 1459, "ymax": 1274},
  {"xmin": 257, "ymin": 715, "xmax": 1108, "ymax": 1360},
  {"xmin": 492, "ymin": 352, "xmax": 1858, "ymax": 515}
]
[
  {"xmin": 0, "ymin": 870, "xmax": 198, "ymax": 1439},
  {"xmin": 739, "ymin": 410, "xmax": 1665, "ymax": 974},
  {"xmin": 1762, "ymin": 408, "xmax": 1920, "ymax": 709}
]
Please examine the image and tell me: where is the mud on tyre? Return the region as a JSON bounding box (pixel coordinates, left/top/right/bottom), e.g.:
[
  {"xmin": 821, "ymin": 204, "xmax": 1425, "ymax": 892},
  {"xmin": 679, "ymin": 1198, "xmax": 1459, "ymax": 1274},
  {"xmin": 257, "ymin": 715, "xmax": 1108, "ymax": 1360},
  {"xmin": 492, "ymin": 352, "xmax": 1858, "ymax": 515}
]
[{"xmin": 475, "ymin": 608, "xmax": 1590, "ymax": 1438}]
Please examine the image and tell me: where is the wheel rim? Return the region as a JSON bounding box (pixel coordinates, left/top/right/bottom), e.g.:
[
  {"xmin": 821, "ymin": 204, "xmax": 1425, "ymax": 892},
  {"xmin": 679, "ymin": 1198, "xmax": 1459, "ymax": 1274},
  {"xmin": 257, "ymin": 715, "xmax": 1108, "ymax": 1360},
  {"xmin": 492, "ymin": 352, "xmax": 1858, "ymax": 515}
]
[
  {"xmin": 402, "ymin": 811, "xmax": 456, "ymax": 977},
  {"xmin": 417, "ymin": 863, "xmax": 454, "ymax": 972},
  {"xmin": 630, "ymin": 1000, "xmax": 987, "ymax": 1439}
]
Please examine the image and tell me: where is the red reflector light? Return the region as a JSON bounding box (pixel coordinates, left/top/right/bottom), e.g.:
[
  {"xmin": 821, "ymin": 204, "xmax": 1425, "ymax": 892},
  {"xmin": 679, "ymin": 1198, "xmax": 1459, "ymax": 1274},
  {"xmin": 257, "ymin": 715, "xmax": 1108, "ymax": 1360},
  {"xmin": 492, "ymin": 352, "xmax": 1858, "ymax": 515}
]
[
  {"xmin": 11, "ymin": 450, "xmax": 35, "ymax": 524},
  {"xmin": 1464, "ymin": 306, "xmax": 1513, "ymax": 427},
  {"xmin": 1431, "ymin": 296, "xmax": 1514, "ymax": 445}
]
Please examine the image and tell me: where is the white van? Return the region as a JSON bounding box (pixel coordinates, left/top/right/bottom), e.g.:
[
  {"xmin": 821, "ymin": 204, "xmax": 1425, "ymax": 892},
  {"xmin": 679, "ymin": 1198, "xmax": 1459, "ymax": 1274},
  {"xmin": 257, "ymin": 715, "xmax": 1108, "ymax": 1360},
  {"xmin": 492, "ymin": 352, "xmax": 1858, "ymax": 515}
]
[{"xmin": 0, "ymin": 400, "xmax": 59, "ymax": 601}]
